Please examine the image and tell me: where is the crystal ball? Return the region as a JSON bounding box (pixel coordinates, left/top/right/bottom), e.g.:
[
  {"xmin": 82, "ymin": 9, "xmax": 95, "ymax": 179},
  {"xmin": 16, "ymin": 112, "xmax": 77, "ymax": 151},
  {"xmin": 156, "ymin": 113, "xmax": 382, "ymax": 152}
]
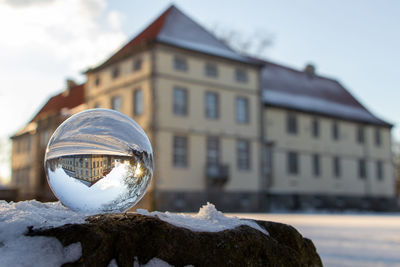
[{"xmin": 44, "ymin": 109, "xmax": 154, "ymax": 213}]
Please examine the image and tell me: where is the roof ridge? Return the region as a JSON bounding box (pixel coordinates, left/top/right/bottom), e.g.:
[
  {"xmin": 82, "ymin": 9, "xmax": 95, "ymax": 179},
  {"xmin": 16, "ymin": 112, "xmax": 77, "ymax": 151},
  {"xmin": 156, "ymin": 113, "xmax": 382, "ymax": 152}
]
[
  {"xmin": 253, "ymin": 56, "xmax": 341, "ymax": 84},
  {"xmin": 158, "ymin": 5, "xmax": 236, "ymax": 53}
]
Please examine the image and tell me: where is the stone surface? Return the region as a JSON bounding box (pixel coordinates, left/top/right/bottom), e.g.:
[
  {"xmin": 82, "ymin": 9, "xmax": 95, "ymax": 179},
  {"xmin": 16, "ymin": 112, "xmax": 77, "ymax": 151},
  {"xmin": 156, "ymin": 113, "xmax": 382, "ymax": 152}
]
[{"xmin": 27, "ymin": 213, "xmax": 322, "ymax": 267}]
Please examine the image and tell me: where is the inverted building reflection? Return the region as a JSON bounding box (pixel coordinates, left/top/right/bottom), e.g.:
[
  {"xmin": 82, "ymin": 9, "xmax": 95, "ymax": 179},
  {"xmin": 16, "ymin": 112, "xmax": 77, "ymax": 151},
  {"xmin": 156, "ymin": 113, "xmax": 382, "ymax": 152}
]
[{"xmin": 48, "ymin": 155, "xmax": 132, "ymax": 187}]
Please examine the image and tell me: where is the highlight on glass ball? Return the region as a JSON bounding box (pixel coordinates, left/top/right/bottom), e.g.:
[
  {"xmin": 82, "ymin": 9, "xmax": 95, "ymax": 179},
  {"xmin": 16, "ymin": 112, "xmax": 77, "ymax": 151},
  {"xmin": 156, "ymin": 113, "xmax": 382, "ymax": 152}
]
[{"xmin": 44, "ymin": 109, "xmax": 154, "ymax": 213}]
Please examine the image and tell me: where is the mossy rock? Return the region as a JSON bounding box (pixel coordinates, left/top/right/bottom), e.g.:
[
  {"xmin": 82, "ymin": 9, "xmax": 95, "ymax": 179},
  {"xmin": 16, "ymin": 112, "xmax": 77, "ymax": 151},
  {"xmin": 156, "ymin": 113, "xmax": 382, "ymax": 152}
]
[{"xmin": 27, "ymin": 213, "xmax": 322, "ymax": 267}]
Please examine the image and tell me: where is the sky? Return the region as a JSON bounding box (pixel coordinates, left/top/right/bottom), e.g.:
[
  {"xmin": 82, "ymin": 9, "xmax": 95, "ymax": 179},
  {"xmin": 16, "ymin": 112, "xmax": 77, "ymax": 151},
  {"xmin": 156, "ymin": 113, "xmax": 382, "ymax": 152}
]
[{"xmin": 0, "ymin": 0, "xmax": 399, "ymax": 182}]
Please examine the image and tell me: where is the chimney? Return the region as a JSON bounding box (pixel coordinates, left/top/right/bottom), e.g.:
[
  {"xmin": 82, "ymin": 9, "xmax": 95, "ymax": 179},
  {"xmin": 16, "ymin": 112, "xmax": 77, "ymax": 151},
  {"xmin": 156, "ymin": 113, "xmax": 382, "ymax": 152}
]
[
  {"xmin": 63, "ymin": 79, "xmax": 77, "ymax": 96},
  {"xmin": 304, "ymin": 63, "xmax": 316, "ymax": 78},
  {"xmin": 66, "ymin": 79, "xmax": 77, "ymax": 89}
]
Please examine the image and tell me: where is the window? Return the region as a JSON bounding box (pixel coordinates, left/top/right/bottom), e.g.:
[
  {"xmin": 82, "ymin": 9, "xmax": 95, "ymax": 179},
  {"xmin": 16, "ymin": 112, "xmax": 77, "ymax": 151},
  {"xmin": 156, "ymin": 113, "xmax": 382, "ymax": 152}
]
[
  {"xmin": 26, "ymin": 137, "xmax": 31, "ymax": 152},
  {"xmin": 287, "ymin": 112, "xmax": 297, "ymax": 134},
  {"xmin": 134, "ymin": 89, "xmax": 143, "ymax": 115},
  {"xmin": 40, "ymin": 130, "xmax": 50, "ymax": 147},
  {"xmin": 173, "ymin": 87, "xmax": 188, "ymax": 115},
  {"xmin": 112, "ymin": 66, "xmax": 120, "ymax": 79},
  {"xmin": 375, "ymin": 128, "xmax": 381, "ymax": 146},
  {"xmin": 332, "ymin": 121, "xmax": 339, "ymax": 140},
  {"xmin": 357, "ymin": 126, "xmax": 365, "ymax": 144},
  {"xmin": 207, "ymin": 137, "xmax": 219, "ymax": 164},
  {"xmin": 312, "ymin": 154, "xmax": 320, "ymax": 177},
  {"xmin": 235, "ymin": 68, "xmax": 248, "ymax": 82},
  {"xmin": 133, "ymin": 58, "xmax": 142, "ymax": 71},
  {"xmin": 95, "ymin": 76, "xmax": 101, "ymax": 87},
  {"xmin": 205, "ymin": 62, "xmax": 218, "ymax": 77},
  {"xmin": 237, "ymin": 140, "xmax": 250, "ymax": 170},
  {"xmin": 312, "ymin": 118, "xmax": 319, "ymax": 138},
  {"xmin": 111, "ymin": 96, "xmax": 122, "ymax": 112},
  {"xmin": 376, "ymin": 161, "xmax": 384, "ymax": 180},
  {"xmin": 236, "ymin": 97, "xmax": 249, "ymax": 123},
  {"xmin": 287, "ymin": 152, "xmax": 299, "ymax": 175},
  {"xmin": 94, "ymin": 103, "xmax": 101, "ymax": 108},
  {"xmin": 205, "ymin": 92, "xmax": 219, "ymax": 119},
  {"xmin": 173, "ymin": 136, "xmax": 188, "ymax": 167},
  {"xmin": 359, "ymin": 159, "xmax": 367, "ymax": 179},
  {"xmin": 333, "ymin": 157, "xmax": 341, "ymax": 178},
  {"xmin": 173, "ymin": 55, "xmax": 188, "ymax": 71}
]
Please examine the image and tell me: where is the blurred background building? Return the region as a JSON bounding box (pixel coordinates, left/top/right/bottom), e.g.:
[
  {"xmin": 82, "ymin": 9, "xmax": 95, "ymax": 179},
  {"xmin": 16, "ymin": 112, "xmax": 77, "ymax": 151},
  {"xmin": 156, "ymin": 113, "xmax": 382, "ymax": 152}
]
[
  {"xmin": 9, "ymin": 5, "xmax": 397, "ymax": 211},
  {"xmin": 10, "ymin": 81, "xmax": 86, "ymax": 201}
]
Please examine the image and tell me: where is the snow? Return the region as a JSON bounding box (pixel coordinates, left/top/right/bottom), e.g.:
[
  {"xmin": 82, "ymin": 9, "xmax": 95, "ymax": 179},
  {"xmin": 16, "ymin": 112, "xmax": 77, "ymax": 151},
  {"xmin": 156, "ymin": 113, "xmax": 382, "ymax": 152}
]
[
  {"xmin": 157, "ymin": 6, "xmax": 255, "ymax": 64},
  {"xmin": 261, "ymin": 63, "xmax": 390, "ymax": 126},
  {"xmin": 229, "ymin": 213, "xmax": 400, "ymax": 267},
  {"xmin": 0, "ymin": 200, "xmax": 86, "ymax": 266},
  {"xmin": 137, "ymin": 202, "xmax": 269, "ymax": 236},
  {"xmin": 263, "ymin": 90, "xmax": 383, "ymax": 124}
]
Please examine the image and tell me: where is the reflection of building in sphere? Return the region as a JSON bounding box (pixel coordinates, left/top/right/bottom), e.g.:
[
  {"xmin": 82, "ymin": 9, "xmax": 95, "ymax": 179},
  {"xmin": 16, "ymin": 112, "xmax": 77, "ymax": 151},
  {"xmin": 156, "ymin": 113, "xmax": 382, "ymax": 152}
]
[{"xmin": 60, "ymin": 155, "xmax": 133, "ymax": 186}]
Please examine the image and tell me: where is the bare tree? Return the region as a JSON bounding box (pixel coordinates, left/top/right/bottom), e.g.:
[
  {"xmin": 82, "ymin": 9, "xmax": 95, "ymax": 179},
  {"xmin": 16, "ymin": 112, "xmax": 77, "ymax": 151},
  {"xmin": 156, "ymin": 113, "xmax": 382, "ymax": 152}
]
[{"xmin": 211, "ymin": 24, "xmax": 274, "ymax": 56}]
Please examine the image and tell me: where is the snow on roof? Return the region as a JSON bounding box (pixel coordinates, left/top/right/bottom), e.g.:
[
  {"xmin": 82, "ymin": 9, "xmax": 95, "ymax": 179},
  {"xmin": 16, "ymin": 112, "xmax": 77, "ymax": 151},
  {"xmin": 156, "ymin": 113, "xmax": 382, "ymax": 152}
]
[
  {"xmin": 156, "ymin": 6, "xmax": 255, "ymax": 64},
  {"xmin": 90, "ymin": 5, "xmax": 257, "ymax": 71},
  {"xmin": 261, "ymin": 61, "xmax": 392, "ymax": 127}
]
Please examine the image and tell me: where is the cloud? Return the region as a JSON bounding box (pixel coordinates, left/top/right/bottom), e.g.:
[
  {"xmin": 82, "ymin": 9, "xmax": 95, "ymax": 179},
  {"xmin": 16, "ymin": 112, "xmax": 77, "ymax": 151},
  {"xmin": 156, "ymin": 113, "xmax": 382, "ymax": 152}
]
[
  {"xmin": 0, "ymin": 0, "xmax": 129, "ymax": 179},
  {"xmin": 2, "ymin": 0, "xmax": 54, "ymax": 8},
  {"xmin": 0, "ymin": 0, "xmax": 127, "ymax": 74}
]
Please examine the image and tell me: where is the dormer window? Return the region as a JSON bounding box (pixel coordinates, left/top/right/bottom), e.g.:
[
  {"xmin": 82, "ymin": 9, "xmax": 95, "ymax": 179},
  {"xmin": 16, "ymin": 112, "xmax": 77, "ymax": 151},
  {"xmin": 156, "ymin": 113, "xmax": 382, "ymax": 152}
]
[
  {"xmin": 173, "ymin": 55, "xmax": 188, "ymax": 71},
  {"xmin": 112, "ymin": 66, "xmax": 120, "ymax": 79},
  {"xmin": 235, "ymin": 68, "xmax": 248, "ymax": 83}
]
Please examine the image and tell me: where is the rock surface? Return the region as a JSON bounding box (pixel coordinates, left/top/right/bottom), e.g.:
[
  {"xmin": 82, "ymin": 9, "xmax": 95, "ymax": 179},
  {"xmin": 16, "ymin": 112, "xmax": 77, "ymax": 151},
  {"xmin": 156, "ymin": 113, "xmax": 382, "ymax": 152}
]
[{"xmin": 27, "ymin": 213, "xmax": 322, "ymax": 267}]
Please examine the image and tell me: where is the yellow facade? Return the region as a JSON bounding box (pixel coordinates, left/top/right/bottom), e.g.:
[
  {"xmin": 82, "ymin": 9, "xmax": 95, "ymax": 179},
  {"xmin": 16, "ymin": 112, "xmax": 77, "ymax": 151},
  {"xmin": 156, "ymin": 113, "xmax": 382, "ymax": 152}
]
[
  {"xmin": 264, "ymin": 107, "xmax": 394, "ymax": 197},
  {"xmin": 85, "ymin": 44, "xmax": 262, "ymax": 209}
]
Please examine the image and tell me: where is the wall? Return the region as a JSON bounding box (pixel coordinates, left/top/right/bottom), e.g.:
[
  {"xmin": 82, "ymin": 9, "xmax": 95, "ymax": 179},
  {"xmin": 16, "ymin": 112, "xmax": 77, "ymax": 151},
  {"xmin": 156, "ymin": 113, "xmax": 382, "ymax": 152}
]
[
  {"xmin": 264, "ymin": 107, "xmax": 395, "ymax": 197},
  {"xmin": 153, "ymin": 44, "xmax": 261, "ymax": 193},
  {"xmin": 86, "ymin": 50, "xmax": 154, "ymax": 133}
]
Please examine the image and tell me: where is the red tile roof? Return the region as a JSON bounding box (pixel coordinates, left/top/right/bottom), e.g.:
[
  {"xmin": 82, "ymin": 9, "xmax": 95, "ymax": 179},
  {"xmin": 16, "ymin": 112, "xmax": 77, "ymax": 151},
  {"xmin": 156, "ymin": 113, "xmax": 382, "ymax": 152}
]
[
  {"xmin": 94, "ymin": 5, "xmax": 171, "ymax": 69},
  {"xmin": 31, "ymin": 83, "xmax": 85, "ymax": 122}
]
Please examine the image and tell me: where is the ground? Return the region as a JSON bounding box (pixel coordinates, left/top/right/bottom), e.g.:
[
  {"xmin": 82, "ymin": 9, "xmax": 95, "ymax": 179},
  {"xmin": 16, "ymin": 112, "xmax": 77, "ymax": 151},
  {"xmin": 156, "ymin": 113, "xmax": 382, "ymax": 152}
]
[{"xmin": 230, "ymin": 213, "xmax": 400, "ymax": 267}]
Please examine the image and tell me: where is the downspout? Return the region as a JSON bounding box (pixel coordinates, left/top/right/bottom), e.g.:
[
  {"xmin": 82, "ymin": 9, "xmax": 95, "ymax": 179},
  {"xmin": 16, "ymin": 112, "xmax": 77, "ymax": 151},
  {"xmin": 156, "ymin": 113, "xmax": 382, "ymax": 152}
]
[
  {"xmin": 150, "ymin": 44, "xmax": 158, "ymax": 211},
  {"xmin": 257, "ymin": 64, "xmax": 267, "ymax": 211}
]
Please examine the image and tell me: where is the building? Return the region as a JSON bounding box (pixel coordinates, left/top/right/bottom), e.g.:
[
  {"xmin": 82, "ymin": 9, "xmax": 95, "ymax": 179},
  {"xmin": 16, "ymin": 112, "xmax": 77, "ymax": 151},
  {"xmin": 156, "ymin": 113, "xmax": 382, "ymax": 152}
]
[
  {"xmin": 60, "ymin": 155, "xmax": 112, "ymax": 184},
  {"xmin": 260, "ymin": 61, "xmax": 395, "ymax": 210},
  {"xmin": 11, "ymin": 5, "xmax": 396, "ymax": 211},
  {"xmin": 84, "ymin": 5, "xmax": 264, "ymax": 211},
  {"xmin": 11, "ymin": 80, "xmax": 86, "ymax": 200}
]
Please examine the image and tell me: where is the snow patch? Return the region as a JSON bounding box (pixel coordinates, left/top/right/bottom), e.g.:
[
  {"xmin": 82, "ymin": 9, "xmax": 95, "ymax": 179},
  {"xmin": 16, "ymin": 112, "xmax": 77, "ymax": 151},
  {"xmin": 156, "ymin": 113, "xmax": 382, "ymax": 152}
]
[
  {"xmin": 0, "ymin": 200, "xmax": 87, "ymax": 266},
  {"xmin": 137, "ymin": 202, "xmax": 269, "ymax": 235}
]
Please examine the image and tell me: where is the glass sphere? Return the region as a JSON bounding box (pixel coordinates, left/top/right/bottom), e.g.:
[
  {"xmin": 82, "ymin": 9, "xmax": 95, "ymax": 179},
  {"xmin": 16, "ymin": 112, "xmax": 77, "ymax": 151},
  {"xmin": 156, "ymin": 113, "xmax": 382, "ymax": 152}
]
[{"xmin": 44, "ymin": 109, "xmax": 154, "ymax": 213}]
